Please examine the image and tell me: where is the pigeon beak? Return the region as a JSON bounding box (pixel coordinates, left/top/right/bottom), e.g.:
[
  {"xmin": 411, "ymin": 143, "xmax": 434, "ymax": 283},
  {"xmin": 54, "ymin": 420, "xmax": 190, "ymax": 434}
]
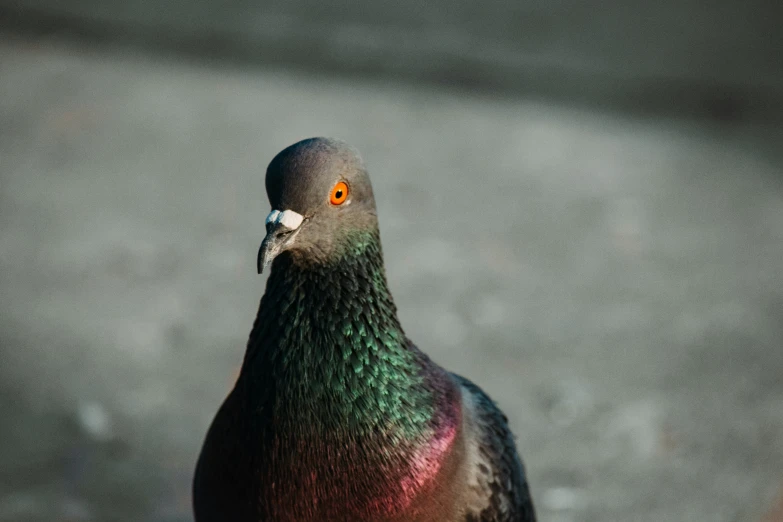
[{"xmin": 257, "ymin": 209, "xmax": 305, "ymax": 274}]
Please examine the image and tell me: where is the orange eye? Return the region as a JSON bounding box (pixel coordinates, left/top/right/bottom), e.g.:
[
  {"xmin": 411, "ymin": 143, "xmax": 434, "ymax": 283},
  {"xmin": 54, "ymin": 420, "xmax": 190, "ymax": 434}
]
[{"xmin": 330, "ymin": 181, "xmax": 349, "ymax": 205}]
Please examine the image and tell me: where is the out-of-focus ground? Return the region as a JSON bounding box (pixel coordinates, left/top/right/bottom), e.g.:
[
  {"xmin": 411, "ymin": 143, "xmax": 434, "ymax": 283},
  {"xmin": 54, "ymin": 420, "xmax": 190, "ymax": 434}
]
[
  {"xmin": 0, "ymin": 12, "xmax": 783, "ymax": 522},
  {"xmin": 2, "ymin": 0, "xmax": 783, "ymax": 122}
]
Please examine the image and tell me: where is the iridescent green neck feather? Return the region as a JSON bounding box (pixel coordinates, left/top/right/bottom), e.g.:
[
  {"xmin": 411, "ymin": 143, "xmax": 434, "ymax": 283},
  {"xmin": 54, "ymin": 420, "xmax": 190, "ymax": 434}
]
[{"xmin": 240, "ymin": 230, "xmax": 443, "ymax": 442}]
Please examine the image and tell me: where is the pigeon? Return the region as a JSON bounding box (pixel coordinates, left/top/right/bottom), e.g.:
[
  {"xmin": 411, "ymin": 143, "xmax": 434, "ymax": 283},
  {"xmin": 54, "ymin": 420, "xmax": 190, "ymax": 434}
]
[{"xmin": 193, "ymin": 137, "xmax": 536, "ymax": 522}]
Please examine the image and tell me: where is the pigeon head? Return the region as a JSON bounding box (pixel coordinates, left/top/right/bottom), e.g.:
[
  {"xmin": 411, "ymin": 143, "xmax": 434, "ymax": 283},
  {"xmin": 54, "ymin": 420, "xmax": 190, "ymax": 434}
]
[{"xmin": 257, "ymin": 137, "xmax": 378, "ymax": 273}]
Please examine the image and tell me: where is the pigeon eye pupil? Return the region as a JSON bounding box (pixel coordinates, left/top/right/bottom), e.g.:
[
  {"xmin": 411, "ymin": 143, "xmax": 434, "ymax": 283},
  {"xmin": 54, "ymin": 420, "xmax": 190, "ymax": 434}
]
[{"xmin": 330, "ymin": 181, "xmax": 349, "ymax": 205}]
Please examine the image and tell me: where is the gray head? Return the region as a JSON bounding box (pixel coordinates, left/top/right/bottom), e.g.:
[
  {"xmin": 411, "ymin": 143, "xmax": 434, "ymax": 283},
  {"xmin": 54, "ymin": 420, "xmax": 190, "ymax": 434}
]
[{"xmin": 257, "ymin": 138, "xmax": 378, "ymax": 273}]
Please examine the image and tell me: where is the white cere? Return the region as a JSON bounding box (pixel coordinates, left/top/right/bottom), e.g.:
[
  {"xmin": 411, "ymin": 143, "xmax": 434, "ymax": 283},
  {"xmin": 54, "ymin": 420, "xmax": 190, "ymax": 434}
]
[{"xmin": 265, "ymin": 209, "xmax": 304, "ymax": 231}]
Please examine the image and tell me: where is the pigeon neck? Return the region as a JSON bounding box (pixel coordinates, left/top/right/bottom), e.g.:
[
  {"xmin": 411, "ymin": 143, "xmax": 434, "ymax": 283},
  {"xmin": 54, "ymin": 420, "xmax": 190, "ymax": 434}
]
[
  {"xmin": 242, "ymin": 230, "xmax": 442, "ymax": 439},
  {"xmin": 237, "ymin": 230, "xmax": 462, "ymax": 516}
]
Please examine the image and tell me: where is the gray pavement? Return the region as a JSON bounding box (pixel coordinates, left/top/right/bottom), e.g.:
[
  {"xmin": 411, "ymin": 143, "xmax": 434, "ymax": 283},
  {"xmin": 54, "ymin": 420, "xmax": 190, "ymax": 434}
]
[
  {"xmin": 1, "ymin": 33, "xmax": 783, "ymax": 522},
  {"xmin": 2, "ymin": 0, "xmax": 783, "ymax": 122}
]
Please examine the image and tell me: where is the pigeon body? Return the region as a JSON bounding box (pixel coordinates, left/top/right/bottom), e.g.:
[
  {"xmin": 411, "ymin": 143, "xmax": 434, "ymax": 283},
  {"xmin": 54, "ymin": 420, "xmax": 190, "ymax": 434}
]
[{"xmin": 193, "ymin": 138, "xmax": 536, "ymax": 522}]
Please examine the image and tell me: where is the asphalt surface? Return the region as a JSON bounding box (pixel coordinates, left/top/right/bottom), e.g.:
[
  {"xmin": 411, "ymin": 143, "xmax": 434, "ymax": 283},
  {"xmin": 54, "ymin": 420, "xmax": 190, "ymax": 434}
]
[
  {"xmin": 2, "ymin": 0, "xmax": 783, "ymax": 122},
  {"xmin": 1, "ymin": 33, "xmax": 783, "ymax": 522}
]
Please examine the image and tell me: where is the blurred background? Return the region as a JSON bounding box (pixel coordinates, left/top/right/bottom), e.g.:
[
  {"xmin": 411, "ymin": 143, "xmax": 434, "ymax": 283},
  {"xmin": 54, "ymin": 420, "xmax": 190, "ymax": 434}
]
[{"xmin": 1, "ymin": 1, "xmax": 782, "ymax": 521}]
